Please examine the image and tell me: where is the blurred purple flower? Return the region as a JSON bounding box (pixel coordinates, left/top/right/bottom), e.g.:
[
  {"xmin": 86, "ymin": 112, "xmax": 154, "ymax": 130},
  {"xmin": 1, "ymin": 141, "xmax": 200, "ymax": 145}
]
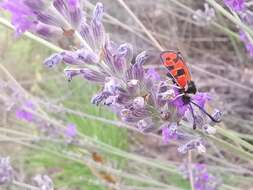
[
  {"xmin": 179, "ymin": 162, "xmax": 221, "ymax": 190},
  {"xmin": 0, "ymin": 157, "xmax": 14, "ymax": 185},
  {"xmin": 65, "ymin": 123, "xmax": 77, "ymax": 138},
  {"xmin": 33, "ymin": 174, "xmax": 54, "ymax": 190},
  {"xmin": 137, "ymin": 118, "xmax": 155, "ymax": 132},
  {"xmin": 16, "ymin": 101, "xmax": 35, "ymax": 122},
  {"xmin": 1, "ymin": 0, "xmax": 37, "ymax": 35},
  {"xmin": 240, "ymin": 30, "xmax": 253, "ymax": 57},
  {"xmin": 178, "ymin": 139, "xmax": 206, "ymax": 154},
  {"xmin": 224, "ymin": 0, "xmax": 245, "ymax": 12},
  {"xmin": 193, "ymin": 3, "xmax": 215, "ymax": 26},
  {"xmin": 54, "ymin": 0, "xmax": 82, "ymax": 28}
]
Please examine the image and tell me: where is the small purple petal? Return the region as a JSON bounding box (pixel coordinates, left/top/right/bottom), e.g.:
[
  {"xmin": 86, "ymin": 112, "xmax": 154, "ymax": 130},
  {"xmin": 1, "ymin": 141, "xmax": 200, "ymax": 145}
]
[
  {"xmin": 137, "ymin": 118, "xmax": 155, "ymax": 132},
  {"xmin": 53, "ymin": 0, "xmax": 69, "ymax": 18},
  {"xmin": 67, "ymin": 0, "xmax": 82, "ymax": 28},
  {"xmin": 117, "ymin": 43, "xmax": 133, "ymax": 64},
  {"xmin": 171, "ymin": 89, "xmax": 188, "ymax": 117},
  {"xmin": 79, "ymin": 22, "xmax": 95, "ymax": 49},
  {"xmin": 91, "ymin": 3, "xmax": 105, "ymax": 49},
  {"xmin": 146, "ymin": 68, "xmax": 161, "ymax": 81},
  {"xmin": 91, "ymin": 91, "xmax": 111, "ymax": 105},
  {"xmin": 192, "ymin": 92, "xmax": 211, "ymax": 109},
  {"xmin": 65, "ymin": 123, "xmax": 77, "ymax": 138},
  {"xmin": 16, "ymin": 101, "xmax": 35, "ymax": 122},
  {"xmin": 44, "ymin": 53, "xmax": 63, "ymax": 67},
  {"xmin": 35, "ymin": 23, "xmax": 62, "ymax": 40},
  {"xmin": 64, "ymin": 67, "xmax": 106, "ymax": 82},
  {"xmin": 93, "ymin": 2, "xmax": 104, "ymax": 23}
]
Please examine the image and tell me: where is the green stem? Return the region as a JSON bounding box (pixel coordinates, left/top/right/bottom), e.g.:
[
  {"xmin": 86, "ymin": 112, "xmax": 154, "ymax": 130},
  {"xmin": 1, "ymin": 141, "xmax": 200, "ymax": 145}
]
[
  {"xmin": 2, "ymin": 136, "xmax": 180, "ymax": 189},
  {"xmin": 208, "ymin": 135, "xmax": 253, "ymax": 161},
  {"xmin": 217, "ymin": 127, "xmax": 253, "ymax": 152}
]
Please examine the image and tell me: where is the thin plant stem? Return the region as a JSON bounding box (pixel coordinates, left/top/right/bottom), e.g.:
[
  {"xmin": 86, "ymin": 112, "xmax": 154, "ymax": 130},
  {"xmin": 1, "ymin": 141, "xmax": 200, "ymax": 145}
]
[
  {"xmin": 206, "ymin": 0, "xmax": 253, "ymax": 37},
  {"xmin": 188, "ymin": 151, "xmax": 195, "ymax": 190},
  {"xmin": 1, "ymin": 135, "xmax": 180, "ymax": 189},
  {"xmin": 116, "ymin": 0, "xmax": 164, "ymax": 51}
]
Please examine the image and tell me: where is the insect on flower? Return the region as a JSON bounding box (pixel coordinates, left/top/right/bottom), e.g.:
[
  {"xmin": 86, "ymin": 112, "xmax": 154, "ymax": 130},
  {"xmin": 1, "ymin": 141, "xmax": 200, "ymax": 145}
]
[{"xmin": 160, "ymin": 51, "xmax": 221, "ymax": 129}]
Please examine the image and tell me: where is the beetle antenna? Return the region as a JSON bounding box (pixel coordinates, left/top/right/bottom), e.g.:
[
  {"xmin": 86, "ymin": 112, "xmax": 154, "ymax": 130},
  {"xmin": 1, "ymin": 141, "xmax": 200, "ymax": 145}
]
[{"xmin": 190, "ymin": 101, "xmax": 221, "ymax": 123}]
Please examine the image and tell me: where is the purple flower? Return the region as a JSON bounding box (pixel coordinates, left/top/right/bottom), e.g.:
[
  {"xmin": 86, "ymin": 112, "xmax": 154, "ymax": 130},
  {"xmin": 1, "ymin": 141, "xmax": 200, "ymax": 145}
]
[
  {"xmin": 162, "ymin": 122, "xmax": 178, "ymax": 143},
  {"xmin": 65, "ymin": 123, "xmax": 77, "ymax": 138},
  {"xmin": 1, "ymin": 0, "xmax": 37, "ymax": 35},
  {"xmin": 224, "ymin": 0, "xmax": 245, "ymax": 12},
  {"xmin": 43, "ymin": 53, "xmax": 63, "ymax": 67},
  {"xmin": 170, "ymin": 88, "xmax": 188, "ymax": 117},
  {"xmin": 178, "ymin": 139, "xmax": 206, "ymax": 154},
  {"xmin": 179, "ymin": 162, "xmax": 221, "ymax": 190},
  {"xmin": 53, "ymin": 0, "xmax": 82, "ymax": 28},
  {"xmin": 192, "ymin": 93, "xmax": 211, "ymax": 109},
  {"xmin": 194, "ymin": 164, "xmax": 220, "ymax": 190},
  {"xmin": 240, "ymin": 30, "xmax": 253, "ymax": 57},
  {"xmin": 64, "ymin": 67, "xmax": 107, "ymax": 82},
  {"xmin": 0, "ymin": 157, "xmax": 14, "ymax": 185},
  {"xmin": 146, "ymin": 68, "xmax": 161, "ymax": 81},
  {"xmin": 16, "ymin": 101, "xmax": 35, "ymax": 122},
  {"xmin": 137, "ymin": 118, "xmax": 155, "ymax": 132}
]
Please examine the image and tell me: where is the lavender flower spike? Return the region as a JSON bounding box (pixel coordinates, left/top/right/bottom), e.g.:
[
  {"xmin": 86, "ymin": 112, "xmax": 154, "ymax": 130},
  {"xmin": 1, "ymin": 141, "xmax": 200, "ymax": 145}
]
[
  {"xmin": 179, "ymin": 162, "xmax": 221, "ymax": 190},
  {"xmin": 0, "ymin": 157, "xmax": 14, "ymax": 185},
  {"xmin": 178, "ymin": 139, "xmax": 206, "ymax": 154},
  {"xmin": 224, "ymin": 0, "xmax": 245, "ymax": 12},
  {"xmin": 43, "ymin": 53, "xmax": 63, "ymax": 68}
]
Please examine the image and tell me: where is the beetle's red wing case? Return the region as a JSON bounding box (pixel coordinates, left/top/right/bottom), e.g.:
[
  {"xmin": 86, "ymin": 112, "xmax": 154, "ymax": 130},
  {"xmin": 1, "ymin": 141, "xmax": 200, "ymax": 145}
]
[{"xmin": 160, "ymin": 51, "xmax": 192, "ymax": 88}]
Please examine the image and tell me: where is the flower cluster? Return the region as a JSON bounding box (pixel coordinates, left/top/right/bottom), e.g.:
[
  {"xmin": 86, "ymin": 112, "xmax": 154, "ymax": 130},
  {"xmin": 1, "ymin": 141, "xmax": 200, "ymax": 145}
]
[
  {"xmin": 223, "ymin": 0, "xmax": 253, "ymax": 57},
  {"xmin": 0, "ymin": 156, "xmax": 54, "ymax": 189},
  {"xmin": 0, "ymin": 157, "xmax": 14, "ymax": 185},
  {"xmin": 193, "ymin": 3, "xmax": 216, "ymax": 26},
  {"xmin": 1, "ymin": 1, "xmax": 221, "ymax": 154},
  {"xmin": 239, "ymin": 11, "xmax": 253, "ymax": 57},
  {"xmin": 16, "ymin": 100, "xmax": 77, "ymax": 140},
  {"xmin": 224, "ymin": 0, "xmax": 245, "ymax": 12},
  {"xmin": 180, "ymin": 162, "xmax": 221, "ymax": 190},
  {"xmin": 0, "ymin": 80, "xmax": 77, "ymax": 141}
]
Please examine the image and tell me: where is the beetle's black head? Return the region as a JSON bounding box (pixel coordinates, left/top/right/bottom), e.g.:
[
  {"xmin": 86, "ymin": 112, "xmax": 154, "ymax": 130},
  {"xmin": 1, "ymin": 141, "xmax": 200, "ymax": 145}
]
[{"xmin": 186, "ymin": 81, "xmax": 197, "ymax": 94}]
